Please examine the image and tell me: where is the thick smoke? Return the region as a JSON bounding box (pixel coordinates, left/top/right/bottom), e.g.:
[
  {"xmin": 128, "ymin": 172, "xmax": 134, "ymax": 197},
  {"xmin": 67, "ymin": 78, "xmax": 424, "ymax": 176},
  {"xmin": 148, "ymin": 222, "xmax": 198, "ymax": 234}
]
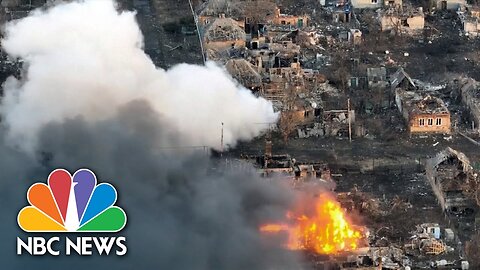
[
  {"xmin": 0, "ymin": 1, "xmax": 304, "ymax": 269},
  {"xmin": 0, "ymin": 102, "xmax": 303, "ymax": 269},
  {"xmin": 1, "ymin": 0, "xmax": 277, "ymax": 153}
]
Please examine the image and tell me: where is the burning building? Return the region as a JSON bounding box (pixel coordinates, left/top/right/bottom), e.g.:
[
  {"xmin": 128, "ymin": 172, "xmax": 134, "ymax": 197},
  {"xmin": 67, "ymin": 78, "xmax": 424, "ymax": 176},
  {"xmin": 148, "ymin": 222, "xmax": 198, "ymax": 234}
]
[
  {"xmin": 260, "ymin": 192, "xmax": 366, "ymax": 255},
  {"xmin": 0, "ymin": 1, "xmax": 300, "ymax": 269}
]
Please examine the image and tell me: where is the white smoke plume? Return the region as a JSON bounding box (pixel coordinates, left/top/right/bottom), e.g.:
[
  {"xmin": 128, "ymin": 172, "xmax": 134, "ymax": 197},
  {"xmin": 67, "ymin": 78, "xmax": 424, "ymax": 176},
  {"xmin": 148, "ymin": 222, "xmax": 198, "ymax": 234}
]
[
  {"xmin": 0, "ymin": 2, "xmax": 305, "ymax": 269},
  {"xmin": 0, "ymin": 0, "xmax": 277, "ymax": 154}
]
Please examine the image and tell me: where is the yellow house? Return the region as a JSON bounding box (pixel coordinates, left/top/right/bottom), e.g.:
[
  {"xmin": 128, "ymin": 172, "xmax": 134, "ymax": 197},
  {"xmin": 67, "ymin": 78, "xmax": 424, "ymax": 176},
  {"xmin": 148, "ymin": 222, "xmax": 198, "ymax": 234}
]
[{"xmin": 396, "ymin": 90, "xmax": 451, "ymax": 135}]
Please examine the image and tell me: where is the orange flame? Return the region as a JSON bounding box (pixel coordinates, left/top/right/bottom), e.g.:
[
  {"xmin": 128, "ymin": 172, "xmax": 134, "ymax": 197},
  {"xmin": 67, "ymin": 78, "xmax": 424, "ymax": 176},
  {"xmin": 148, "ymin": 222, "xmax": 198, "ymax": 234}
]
[{"xmin": 260, "ymin": 194, "xmax": 363, "ymax": 254}]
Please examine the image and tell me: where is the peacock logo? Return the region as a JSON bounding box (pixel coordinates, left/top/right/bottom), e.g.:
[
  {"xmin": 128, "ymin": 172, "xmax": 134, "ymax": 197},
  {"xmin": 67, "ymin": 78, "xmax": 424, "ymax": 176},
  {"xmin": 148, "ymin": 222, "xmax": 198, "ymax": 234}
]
[{"xmin": 17, "ymin": 169, "xmax": 127, "ymax": 232}]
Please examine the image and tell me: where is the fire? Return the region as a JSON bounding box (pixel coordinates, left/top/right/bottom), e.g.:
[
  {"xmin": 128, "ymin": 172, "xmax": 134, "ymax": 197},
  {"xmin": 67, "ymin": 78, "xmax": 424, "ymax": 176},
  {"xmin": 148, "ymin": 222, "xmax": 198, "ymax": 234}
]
[{"xmin": 260, "ymin": 194, "xmax": 363, "ymax": 254}]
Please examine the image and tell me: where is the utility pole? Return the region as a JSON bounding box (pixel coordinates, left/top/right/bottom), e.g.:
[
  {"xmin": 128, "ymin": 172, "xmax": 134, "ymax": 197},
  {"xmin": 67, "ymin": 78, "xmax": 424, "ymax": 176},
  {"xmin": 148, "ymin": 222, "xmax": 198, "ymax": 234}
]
[
  {"xmin": 188, "ymin": 0, "xmax": 207, "ymax": 64},
  {"xmin": 348, "ymin": 98, "xmax": 352, "ymax": 142}
]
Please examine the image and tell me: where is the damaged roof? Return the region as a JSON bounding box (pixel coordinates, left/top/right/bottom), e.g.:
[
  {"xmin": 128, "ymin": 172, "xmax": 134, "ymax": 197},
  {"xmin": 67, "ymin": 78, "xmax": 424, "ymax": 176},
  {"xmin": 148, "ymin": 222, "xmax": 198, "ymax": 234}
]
[
  {"xmin": 390, "ymin": 67, "xmax": 416, "ymax": 90},
  {"xmin": 198, "ymin": 0, "xmax": 277, "ymax": 22},
  {"xmin": 225, "ymin": 59, "xmax": 262, "ymax": 87},
  {"xmin": 396, "ymin": 89, "xmax": 450, "ymax": 115},
  {"xmin": 203, "ymin": 17, "xmax": 246, "ymax": 42},
  {"xmin": 412, "ymin": 95, "xmax": 449, "ymax": 114},
  {"xmin": 429, "ymin": 147, "xmax": 472, "ymax": 172}
]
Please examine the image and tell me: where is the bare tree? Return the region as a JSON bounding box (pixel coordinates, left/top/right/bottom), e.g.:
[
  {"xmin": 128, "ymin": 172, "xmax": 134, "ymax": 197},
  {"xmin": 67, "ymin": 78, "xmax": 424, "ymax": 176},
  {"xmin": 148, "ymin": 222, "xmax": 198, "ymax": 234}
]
[
  {"xmin": 240, "ymin": 0, "xmax": 276, "ymax": 36},
  {"xmin": 329, "ymin": 51, "xmax": 350, "ymax": 93},
  {"xmin": 278, "ymin": 84, "xmax": 299, "ymax": 144}
]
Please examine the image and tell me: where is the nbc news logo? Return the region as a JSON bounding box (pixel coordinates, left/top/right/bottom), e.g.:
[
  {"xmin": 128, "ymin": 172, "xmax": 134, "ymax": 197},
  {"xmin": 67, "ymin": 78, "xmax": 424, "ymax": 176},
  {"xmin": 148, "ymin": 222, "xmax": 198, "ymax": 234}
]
[{"xmin": 17, "ymin": 169, "xmax": 127, "ymax": 256}]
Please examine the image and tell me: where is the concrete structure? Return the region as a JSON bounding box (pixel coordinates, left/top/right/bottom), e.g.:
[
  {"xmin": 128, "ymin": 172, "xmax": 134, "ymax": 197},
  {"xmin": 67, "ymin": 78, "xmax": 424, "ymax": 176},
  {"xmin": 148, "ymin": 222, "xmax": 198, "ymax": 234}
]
[
  {"xmin": 430, "ymin": 0, "xmax": 465, "ymax": 10},
  {"xmin": 463, "ymin": 18, "xmax": 480, "ymax": 36},
  {"xmin": 460, "ymin": 78, "xmax": 480, "ymax": 129},
  {"xmin": 202, "ymin": 16, "xmax": 246, "ymax": 54},
  {"xmin": 380, "ymin": 8, "xmax": 425, "ymax": 33},
  {"xmin": 225, "ymin": 59, "xmax": 262, "ymax": 92},
  {"xmin": 272, "ymin": 7, "xmax": 309, "ymax": 27},
  {"xmin": 384, "ymin": 0, "xmax": 402, "ymax": 9},
  {"xmin": 426, "ymin": 148, "xmax": 478, "ymax": 216},
  {"xmin": 459, "ymin": 8, "xmax": 480, "ymax": 37},
  {"xmin": 395, "ymin": 89, "xmax": 451, "ymax": 134},
  {"xmin": 351, "ymin": 0, "xmax": 383, "ymax": 9},
  {"xmin": 417, "ymin": 223, "xmax": 441, "ymax": 239},
  {"xmin": 367, "ymin": 67, "xmax": 387, "ymax": 88},
  {"xmin": 390, "ymin": 67, "xmax": 416, "ymax": 92},
  {"xmin": 348, "ymin": 29, "xmax": 362, "ymax": 45}
]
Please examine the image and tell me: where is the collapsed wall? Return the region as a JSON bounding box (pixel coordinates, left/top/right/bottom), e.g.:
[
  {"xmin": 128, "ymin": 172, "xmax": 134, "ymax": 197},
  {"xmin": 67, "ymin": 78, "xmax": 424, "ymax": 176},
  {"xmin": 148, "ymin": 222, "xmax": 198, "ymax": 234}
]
[{"xmin": 426, "ymin": 147, "xmax": 478, "ymax": 216}]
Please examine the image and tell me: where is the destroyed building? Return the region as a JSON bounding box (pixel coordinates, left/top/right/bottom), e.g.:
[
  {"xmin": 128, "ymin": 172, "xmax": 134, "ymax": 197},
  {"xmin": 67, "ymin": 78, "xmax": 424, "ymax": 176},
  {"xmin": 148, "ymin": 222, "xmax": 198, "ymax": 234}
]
[
  {"xmin": 262, "ymin": 64, "xmax": 305, "ymax": 99},
  {"xmin": 243, "ymin": 139, "xmax": 332, "ymax": 182},
  {"xmin": 348, "ymin": 58, "xmax": 367, "ymax": 90},
  {"xmin": 197, "ymin": 1, "xmax": 306, "ymax": 37},
  {"xmin": 407, "ymin": 224, "xmax": 448, "ymax": 256},
  {"xmin": 332, "ymin": 5, "xmax": 353, "ymax": 23},
  {"xmin": 197, "ymin": 0, "xmax": 276, "ymax": 27},
  {"xmin": 395, "ymin": 89, "xmax": 451, "ymax": 134},
  {"xmin": 268, "ymin": 41, "xmax": 301, "ymax": 62},
  {"xmin": 351, "ymin": 0, "xmax": 383, "ymax": 9},
  {"xmin": 282, "ymin": 98, "xmax": 318, "ymax": 125},
  {"xmin": 272, "ymin": 6, "xmax": 309, "ymax": 28},
  {"xmin": 225, "ymin": 58, "xmax": 262, "ymax": 92},
  {"xmin": 389, "ymin": 67, "xmax": 416, "ymax": 92},
  {"xmin": 260, "ymin": 154, "xmax": 295, "ymax": 176},
  {"xmin": 460, "ymin": 78, "xmax": 480, "ymax": 129},
  {"xmin": 461, "ymin": 17, "xmax": 480, "ymax": 37},
  {"xmin": 379, "ymin": 7, "xmax": 425, "ymax": 33},
  {"xmin": 458, "ymin": 7, "xmax": 480, "ymax": 37},
  {"xmin": 367, "ymin": 67, "xmax": 387, "ymax": 89},
  {"xmin": 348, "ymin": 29, "xmax": 362, "ymax": 45},
  {"xmin": 323, "ymin": 109, "xmax": 356, "ymax": 136},
  {"xmin": 385, "ymin": 0, "xmax": 402, "ymax": 9},
  {"xmin": 426, "ymin": 147, "xmax": 478, "ymax": 216},
  {"xmin": 430, "ymin": 0, "xmax": 465, "ymax": 10},
  {"xmin": 297, "ymin": 106, "xmax": 356, "ymax": 138},
  {"xmin": 201, "ymin": 16, "xmax": 246, "ymax": 58}
]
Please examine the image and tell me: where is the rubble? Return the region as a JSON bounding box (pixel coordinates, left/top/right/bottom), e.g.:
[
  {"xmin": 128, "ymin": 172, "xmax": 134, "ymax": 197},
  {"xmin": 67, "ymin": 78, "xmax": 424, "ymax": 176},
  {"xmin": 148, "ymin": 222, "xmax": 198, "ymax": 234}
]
[
  {"xmin": 459, "ymin": 78, "xmax": 480, "ymax": 130},
  {"xmin": 379, "ymin": 7, "xmax": 425, "ymax": 34},
  {"xmin": 367, "ymin": 67, "xmax": 387, "ymax": 89},
  {"xmin": 351, "ymin": 0, "xmax": 383, "ymax": 9},
  {"xmin": 225, "ymin": 58, "xmax": 262, "ymax": 91},
  {"xmin": 458, "ymin": 7, "xmax": 480, "ymax": 37},
  {"xmin": 202, "ymin": 16, "xmax": 246, "ymax": 55},
  {"xmin": 430, "ymin": 0, "xmax": 465, "ymax": 11},
  {"xmin": 426, "ymin": 147, "xmax": 478, "ymax": 216},
  {"xmin": 390, "ymin": 67, "xmax": 416, "ymax": 92},
  {"xmin": 395, "ymin": 89, "xmax": 451, "ymax": 134},
  {"xmin": 5, "ymin": 0, "xmax": 480, "ymax": 269},
  {"xmin": 190, "ymin": 0, "xmax": 480, "ymax": 268}
]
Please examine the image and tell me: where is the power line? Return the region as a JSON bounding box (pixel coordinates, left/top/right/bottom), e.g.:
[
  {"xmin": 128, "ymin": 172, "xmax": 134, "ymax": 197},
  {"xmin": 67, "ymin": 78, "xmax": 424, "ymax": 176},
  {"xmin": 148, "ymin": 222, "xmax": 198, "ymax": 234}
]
[{"xmin": 188, "ymin": 0, "xmax": 207, "ymax": 64}]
